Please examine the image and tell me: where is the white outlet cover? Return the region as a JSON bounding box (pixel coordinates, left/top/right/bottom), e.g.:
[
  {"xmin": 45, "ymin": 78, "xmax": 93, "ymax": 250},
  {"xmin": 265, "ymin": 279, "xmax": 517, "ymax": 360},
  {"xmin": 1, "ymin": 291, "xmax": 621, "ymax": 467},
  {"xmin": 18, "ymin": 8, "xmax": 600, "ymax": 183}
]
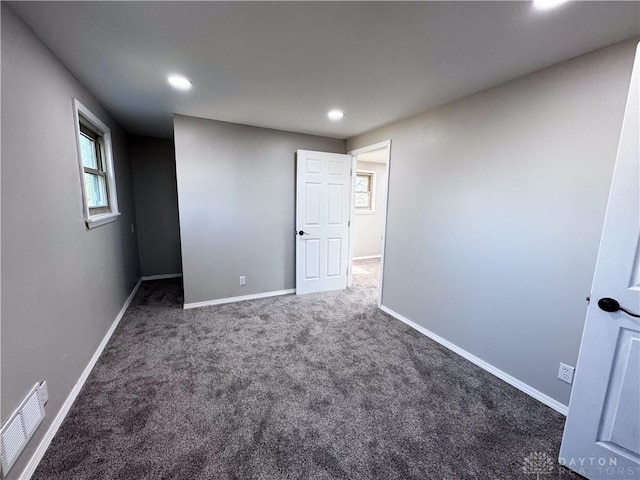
[{"xmin": 558, "ymin": 362, "xmax": 575, "ymax": 384}]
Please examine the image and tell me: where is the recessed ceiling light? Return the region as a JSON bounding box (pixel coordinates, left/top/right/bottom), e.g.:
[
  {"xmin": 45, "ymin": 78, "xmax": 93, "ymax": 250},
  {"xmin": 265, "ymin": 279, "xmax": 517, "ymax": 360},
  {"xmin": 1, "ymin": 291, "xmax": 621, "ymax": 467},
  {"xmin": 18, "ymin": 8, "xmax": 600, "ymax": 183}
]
[
  {"xmin": 533, "ymin": 0, "xmax": 569, "ymax": 10},
  {"xmin": 327, "ymin": 109, "xmax": 345, "ymax": 121},
  {"xmin": 168, "ymin": 74, "xmax": 192, "ymax": 90}
]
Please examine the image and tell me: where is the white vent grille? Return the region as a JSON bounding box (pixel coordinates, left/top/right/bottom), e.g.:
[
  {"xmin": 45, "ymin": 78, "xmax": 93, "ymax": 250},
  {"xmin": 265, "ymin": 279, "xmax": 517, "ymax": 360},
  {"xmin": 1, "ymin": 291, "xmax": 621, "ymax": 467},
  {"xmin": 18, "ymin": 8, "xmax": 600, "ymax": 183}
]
[
  {"xmin": 36, "ymin": 382, "xmax": 48, "ymax": 405},
  {"xmin": 1, "ymin": 417, "xmax": 25, "ymax": 472},
  {"xmin": 21, "ymin": 394, "xmax": 44, "ymax": 437},
  {"xmin": 1, "ymin": 382, "xmax": 47, "ymax": 477}
]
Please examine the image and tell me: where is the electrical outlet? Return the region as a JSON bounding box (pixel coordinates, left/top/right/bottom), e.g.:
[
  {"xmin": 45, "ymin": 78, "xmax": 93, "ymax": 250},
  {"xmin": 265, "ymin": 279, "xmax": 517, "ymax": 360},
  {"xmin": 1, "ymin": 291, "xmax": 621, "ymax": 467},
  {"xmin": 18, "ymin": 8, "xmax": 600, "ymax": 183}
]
[
  {"xmin": 239, "ymin": 276, "xmax": 246, "ymax": 286},
  {"xmin": 558, "ymin": 363, "xmax": 575, "ymax": 384}
]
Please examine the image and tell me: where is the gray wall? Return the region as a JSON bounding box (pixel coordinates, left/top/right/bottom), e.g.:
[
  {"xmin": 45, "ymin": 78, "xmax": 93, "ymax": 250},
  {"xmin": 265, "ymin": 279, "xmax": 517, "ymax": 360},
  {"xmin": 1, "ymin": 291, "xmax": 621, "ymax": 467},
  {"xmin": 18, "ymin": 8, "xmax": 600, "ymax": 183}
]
[
  {"xmin": 1, "ymin": 5, "xmax": 140, "ymax": 477},
  {"xmin": 173, "ymin": 115, "xmax": 345, "ymax": 305},
  {"xmin": 130, "ymin": 136, "xmax": 182, "ymax": 277},
  {"xmin": 347, "ymin": 38, "xmax": 638, "ymax": 407},
  {"xmin": 353, "ymin": 160, "xmax": 387, "ymax": 258}
]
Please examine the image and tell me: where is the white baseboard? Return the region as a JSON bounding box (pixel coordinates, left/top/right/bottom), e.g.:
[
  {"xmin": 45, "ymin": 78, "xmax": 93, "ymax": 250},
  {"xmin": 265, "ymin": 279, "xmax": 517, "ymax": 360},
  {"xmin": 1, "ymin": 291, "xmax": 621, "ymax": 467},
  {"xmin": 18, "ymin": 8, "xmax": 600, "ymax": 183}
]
[
  {"xmin": 379, "ymin": 305, "xmax": 568, "ymax": 416},
  {"xmin": 141, "ymin": 273, "xmax": 182, "ymax": 281},
  {"xmin": 19, "ymin": 278, "xmax": 143, "ymax": 480},
  {"xmin": 353, "ymin": 255, "xmax": 381, "ymax": 260},
  {"xmin": 184, "ymin": 288, "xmax": 296, "ymax": 310}
]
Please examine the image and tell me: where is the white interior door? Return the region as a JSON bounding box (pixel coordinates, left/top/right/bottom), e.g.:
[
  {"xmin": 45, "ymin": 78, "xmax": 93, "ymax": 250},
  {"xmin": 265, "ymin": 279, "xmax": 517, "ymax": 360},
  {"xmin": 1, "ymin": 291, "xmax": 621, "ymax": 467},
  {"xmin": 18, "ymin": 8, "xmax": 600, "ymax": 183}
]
[
  {"xmin": 296, "ymin": 150, "xmax": 352, "ymax": 295},
  {"xmin": 560, "ymin": 44, "xmax": 640, "ymax": 480}
]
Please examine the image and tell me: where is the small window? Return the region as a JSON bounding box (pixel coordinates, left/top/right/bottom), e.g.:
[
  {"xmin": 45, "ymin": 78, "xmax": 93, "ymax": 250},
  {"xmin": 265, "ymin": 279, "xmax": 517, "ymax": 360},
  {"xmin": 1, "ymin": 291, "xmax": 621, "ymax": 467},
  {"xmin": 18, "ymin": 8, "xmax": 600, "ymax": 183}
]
[
  {"xmin": 73, "ymin": 99, "xmax": 120, "ymax": 228},
  {"xmin": 355, "ymin": 170, "xmax": 375, "ymax": 212}
]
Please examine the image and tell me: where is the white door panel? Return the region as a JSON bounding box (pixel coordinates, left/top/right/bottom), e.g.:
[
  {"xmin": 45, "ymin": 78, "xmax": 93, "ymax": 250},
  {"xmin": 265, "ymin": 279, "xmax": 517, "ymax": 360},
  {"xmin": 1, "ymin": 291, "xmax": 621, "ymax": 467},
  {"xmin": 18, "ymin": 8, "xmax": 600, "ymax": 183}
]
[
  {"xmin": 560, "ymin": 44, "xmax": 640, "ymax": 480},
  {"xmin": 296, "ymin": 150, "xmax": 352, "ymax": 295}
]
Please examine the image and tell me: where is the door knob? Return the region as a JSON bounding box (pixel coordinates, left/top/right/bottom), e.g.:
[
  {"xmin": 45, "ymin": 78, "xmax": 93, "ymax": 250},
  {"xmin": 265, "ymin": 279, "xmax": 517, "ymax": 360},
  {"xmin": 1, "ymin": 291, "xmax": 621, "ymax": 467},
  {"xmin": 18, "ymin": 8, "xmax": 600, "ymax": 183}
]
[
  {"xmin": 598, "ymin": 298, "xmax": 640, "ymax": 318},
  {"xmin": 298, "ymin": 230, "xmax": 310, "ymax": 236}
]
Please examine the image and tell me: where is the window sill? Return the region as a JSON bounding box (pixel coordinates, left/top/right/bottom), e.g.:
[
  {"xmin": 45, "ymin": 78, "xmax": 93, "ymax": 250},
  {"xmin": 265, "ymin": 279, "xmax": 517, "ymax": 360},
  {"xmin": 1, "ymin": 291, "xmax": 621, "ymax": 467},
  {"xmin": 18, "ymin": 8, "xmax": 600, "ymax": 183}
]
[
  {"xmin": 355, "ymin": 210, "xmax": 375, "ymax": 215},
  {"xmin": 85, "ymin": 211, "xmax": 121, "ymax": 229}
]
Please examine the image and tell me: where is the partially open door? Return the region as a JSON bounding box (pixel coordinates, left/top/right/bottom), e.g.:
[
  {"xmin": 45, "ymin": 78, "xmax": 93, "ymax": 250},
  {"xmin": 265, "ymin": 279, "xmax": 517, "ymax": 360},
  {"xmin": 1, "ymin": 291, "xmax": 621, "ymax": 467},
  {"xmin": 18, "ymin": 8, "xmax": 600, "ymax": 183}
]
[
  {"xmin": 296, "ymin": 150, "xmax": 352, "ymax": 295},
  {"xmin": 559, "ymin": 44, "xmax": 640, "ymax": 479}
]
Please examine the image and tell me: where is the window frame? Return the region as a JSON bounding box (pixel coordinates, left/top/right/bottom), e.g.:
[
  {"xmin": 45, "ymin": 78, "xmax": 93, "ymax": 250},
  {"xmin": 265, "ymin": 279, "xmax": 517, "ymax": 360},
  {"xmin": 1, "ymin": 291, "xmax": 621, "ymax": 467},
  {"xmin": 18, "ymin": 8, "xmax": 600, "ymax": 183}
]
[
  {"xmin": 73, "ymin": 99, "xmax": 120, "ymax": 228},
  {"xmin": 354, "ymin": 170, "xmax": 375, "ymax": 214}
]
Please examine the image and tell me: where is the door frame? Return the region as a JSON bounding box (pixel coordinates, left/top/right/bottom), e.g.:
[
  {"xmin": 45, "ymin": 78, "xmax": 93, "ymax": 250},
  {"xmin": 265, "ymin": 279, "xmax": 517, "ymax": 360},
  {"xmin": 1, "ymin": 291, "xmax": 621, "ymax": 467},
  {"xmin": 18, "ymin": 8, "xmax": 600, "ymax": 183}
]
[{"xmin": 347, "ymin": 140, "xmax": 392, "ymax": 307}]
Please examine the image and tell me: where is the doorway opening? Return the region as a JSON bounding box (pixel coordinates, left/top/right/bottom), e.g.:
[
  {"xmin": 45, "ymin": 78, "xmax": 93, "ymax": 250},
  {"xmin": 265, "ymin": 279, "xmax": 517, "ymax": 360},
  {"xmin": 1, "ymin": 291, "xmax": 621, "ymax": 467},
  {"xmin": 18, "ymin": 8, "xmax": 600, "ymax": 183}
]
[{"xmin": 348, "ymin": 141, "xmax": 391, "ymax": 307}]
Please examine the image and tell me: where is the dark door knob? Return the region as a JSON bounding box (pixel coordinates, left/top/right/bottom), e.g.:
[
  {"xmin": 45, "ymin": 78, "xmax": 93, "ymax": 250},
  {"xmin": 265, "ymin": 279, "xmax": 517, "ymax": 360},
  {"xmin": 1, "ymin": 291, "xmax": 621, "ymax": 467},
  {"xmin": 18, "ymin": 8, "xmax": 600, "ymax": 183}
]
[
  {"xmin": 298, "ymin": 230, "xmax": 310, "ymax": 236},
  {"xmin": 598, "ymin": 298, "xmax": 640, "ymax": 318}
]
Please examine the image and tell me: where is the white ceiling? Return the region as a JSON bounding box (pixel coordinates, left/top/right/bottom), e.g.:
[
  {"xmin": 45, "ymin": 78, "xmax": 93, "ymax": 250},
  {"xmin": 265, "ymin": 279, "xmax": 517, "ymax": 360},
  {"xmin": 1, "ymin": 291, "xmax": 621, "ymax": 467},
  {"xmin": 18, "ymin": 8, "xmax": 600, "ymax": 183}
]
[
  {"xmin": 9, "ymin": 1, "xmax": 639, "ymax": 140},
  {"xmin": 357, "ymin": 149, "xmax": 388, "ymax": 164}
]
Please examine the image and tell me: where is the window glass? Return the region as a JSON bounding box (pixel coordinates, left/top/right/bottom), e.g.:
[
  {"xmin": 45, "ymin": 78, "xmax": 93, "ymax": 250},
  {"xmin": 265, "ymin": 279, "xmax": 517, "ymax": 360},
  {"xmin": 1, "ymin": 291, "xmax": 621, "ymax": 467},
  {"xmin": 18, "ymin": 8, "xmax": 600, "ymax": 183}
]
[
  {"xmin": 84, "ymin": 173, "xmax": 108, "ymax": 207},
  {"xmin": 355, "ymin": 172, "xmax": 374, "ymax": 210},
  {"xmin": 355, "ymin": 192, "xmax": 371, "ymax": 208},
  {"xmin": 355, "ymin": 175, "xmax": 370, "ymax": 192},
  {"xmin": 79, "ymin": 134, "xmax": 98, "ymax": 169}
]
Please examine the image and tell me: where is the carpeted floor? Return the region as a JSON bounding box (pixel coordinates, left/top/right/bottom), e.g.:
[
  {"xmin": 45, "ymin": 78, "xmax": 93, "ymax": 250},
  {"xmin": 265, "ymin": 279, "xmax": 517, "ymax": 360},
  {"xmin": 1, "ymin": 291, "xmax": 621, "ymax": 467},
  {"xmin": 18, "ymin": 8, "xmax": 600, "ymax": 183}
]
[
  {"xmin": 351, "ymin": 257, "xmax": 381, "ymax": 290},
  {"xmin": 32, "ymin": 259, "xmax": 582, "ymax": 479}
]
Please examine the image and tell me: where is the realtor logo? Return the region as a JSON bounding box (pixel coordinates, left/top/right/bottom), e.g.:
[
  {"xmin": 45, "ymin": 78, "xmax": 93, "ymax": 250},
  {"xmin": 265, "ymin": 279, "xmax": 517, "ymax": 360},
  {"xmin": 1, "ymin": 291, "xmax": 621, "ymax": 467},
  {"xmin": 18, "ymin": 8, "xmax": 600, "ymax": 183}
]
[{"xmin": 522, "ymin": 451, "xmax": 555, "ymax": 479}]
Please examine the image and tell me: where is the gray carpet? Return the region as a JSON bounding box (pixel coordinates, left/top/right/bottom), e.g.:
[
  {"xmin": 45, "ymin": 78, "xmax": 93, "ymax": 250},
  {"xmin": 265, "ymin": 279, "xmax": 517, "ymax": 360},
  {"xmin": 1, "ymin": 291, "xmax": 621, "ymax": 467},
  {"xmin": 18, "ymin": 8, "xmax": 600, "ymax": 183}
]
[{"xmin": 32, "ymin": 259, "xmax": 582, "ymax": 479}]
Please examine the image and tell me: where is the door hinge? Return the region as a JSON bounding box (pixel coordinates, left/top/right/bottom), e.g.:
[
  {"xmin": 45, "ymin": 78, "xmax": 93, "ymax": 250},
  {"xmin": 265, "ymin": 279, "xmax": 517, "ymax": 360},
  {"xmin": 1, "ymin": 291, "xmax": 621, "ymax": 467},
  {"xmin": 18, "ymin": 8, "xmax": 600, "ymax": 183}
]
[{"xmin": 348, "ymin": 220, "xmax": 350, "ymax": 227}]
